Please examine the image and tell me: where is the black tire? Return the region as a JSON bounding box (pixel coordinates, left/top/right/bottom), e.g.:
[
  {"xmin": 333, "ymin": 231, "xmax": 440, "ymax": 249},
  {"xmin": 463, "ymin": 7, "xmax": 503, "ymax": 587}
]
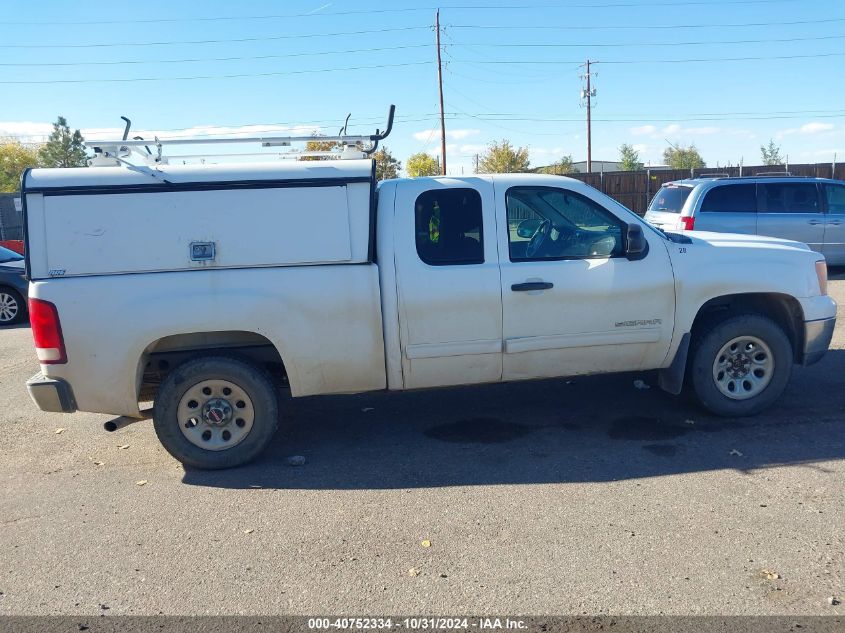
[
  {"xmin": 0, "ymin": 287, "xmax": 25, "ymax": 326},
  {"xmin": 689, "ymin": 313, "xmax": 793, "ymax": 417},
  {"xmin": 153, "ymin": 356, "xmax": 279, "ymax": 469}
]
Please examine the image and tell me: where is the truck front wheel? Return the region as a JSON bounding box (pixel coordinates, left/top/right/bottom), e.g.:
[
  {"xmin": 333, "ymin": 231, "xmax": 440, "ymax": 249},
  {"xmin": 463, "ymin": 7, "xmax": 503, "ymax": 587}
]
[
  {"xmin": 153, "ymin": 356, "xmax": 279, "ymax": 469},
  {"xmin": 689, "ymin": 313, "xmax": 793, "ymax": 417}
]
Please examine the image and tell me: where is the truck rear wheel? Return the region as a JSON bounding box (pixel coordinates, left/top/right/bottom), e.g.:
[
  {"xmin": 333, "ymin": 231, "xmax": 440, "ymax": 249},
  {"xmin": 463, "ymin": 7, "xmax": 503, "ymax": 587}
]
[
  {"xmin": 153, "ymin": 356, "xmax": 279, "ymax": 469},
  {"xmin": 688, "ymin": 313, "xmax": 792, "ymax": 417}
]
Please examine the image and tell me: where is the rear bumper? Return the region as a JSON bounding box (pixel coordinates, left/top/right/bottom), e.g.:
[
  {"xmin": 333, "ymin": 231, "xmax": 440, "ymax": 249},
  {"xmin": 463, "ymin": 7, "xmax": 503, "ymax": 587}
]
[
  {"xmin": 27, "ymin": 372, "xmax": 77, "ymax": 413},
  {"xmin": 802, "ymin": 317, "xmax": 836, "ymax": 366}
]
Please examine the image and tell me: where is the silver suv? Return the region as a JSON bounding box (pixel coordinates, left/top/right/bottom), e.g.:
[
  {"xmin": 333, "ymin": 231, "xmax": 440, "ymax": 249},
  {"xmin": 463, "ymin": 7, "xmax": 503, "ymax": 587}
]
[{"xmin": 644, "ymin": 176, "xmax": 845, "ymax": 265}]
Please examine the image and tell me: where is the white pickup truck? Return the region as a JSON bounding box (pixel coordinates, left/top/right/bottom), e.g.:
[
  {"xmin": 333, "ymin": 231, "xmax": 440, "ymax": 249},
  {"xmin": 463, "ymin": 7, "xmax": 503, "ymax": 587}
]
[{"xmin": 22, "ymin": 145, "xmax": 836, "ymax": 468}]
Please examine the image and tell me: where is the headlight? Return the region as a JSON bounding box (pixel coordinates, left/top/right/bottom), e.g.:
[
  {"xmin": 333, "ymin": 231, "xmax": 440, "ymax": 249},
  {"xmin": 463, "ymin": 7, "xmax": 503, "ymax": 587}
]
[{"xmin": 815, "ymin": 260, "xmax": 828, "ymax": 296}]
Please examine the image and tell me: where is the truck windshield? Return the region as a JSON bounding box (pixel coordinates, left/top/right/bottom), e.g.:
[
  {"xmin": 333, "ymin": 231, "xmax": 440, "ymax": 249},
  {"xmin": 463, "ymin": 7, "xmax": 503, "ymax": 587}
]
[
  {"xmin": 649, "ymin": 186, "xmax": 692, "ymax": 214},
  {"xmin": 0, "ymin": 246, "xmax": 23, "ymax": 263}
]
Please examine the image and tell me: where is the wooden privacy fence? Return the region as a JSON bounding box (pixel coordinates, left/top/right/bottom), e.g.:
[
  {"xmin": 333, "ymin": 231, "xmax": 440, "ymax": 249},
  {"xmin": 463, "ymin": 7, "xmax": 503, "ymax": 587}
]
[{"xmin": 566, "ymin": 163, "xmax": 845, "ymax": 216}]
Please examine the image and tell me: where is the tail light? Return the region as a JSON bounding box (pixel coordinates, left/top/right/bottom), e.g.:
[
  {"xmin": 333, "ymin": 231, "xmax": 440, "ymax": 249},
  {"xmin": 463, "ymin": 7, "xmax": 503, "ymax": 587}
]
[
  {"xmin": 679, "ymin": 216, "xmax": 695, "ymax": 231},
  {"xmin": 29, "ymin": 298, "xmax": 67, "ymax": 364}
]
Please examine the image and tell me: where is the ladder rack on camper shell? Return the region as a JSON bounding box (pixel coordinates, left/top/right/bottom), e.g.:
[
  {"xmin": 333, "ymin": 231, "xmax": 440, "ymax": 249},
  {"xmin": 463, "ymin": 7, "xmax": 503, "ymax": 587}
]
[{"xmin": 85, "ymin": 106, "xmax": 395, "ymax": 167}]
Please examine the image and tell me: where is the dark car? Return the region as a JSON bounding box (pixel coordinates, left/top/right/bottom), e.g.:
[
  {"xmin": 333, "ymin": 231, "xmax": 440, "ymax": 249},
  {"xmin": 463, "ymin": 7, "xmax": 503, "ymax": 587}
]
[{"xmin": 0, "ymin": 245, "xmax": 27, "ymax": 325}]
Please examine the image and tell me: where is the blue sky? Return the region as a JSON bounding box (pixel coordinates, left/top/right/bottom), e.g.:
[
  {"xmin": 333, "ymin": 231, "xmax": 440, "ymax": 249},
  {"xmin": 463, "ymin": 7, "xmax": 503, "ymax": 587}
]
[{"xmin": 3, "ymin": 0, "xmax": 845, "ymax": 174}]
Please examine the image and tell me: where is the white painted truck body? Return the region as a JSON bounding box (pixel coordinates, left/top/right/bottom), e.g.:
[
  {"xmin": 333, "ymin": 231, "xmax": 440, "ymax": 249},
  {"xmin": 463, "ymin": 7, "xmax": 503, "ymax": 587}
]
[{"xmin": 23, "ymin": 159, "xmax": 836, "ymax": 424}]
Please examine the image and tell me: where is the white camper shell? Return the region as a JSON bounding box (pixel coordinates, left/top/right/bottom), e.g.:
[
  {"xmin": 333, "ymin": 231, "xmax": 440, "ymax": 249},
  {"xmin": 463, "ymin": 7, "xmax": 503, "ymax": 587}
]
[{"xmin": 24, "ymin": 160, "xmax": 376, "ymax": 279}]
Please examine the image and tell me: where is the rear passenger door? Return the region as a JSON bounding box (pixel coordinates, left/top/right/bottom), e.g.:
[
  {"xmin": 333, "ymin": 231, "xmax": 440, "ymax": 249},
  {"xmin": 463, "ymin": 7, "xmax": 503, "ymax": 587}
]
[
  {"xmin": 822, "ymin": 182, "xmax": 845, "ymax": 265},
  {"xmin": 392, "ymin": 179, "xmax": 503, "ymax": 390},
  {"xmin": 694, "ymin": 183, "xmax": 758, "ymax": 235},
  {"xmin": 756, "ymin": 182, "xmax": 825, "ymax": 253}
]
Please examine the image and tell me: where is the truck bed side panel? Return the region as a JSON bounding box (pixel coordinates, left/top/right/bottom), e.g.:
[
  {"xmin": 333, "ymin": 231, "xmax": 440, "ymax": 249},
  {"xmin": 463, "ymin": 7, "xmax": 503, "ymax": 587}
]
[{"xmin": 30, "ymin": 264, "xmax": 386, "ymax": 417}]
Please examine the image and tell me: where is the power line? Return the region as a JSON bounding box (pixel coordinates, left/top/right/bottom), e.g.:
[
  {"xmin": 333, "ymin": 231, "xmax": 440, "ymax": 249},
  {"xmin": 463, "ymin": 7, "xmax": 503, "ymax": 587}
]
[
  {"xmin": 0, "ymin": 61, "xmax": 433, "ymax": 85},
  {"xmin": 450, "ymin": 51, "xmax": 845, "ymax": 65},
  {"xmin": 0, "ymin": 45, "xmax": 431, "ymax": 67},
  {"xmin": 449, "ymin": 16, "xmax": 845, "ymax": 30},
  {"xmin": 0, "ymin": 26, "xmax": 430, "ymax": 49},
  {"xmin": 455, "ymin": 33, "xmax": 845, "ymax": 48},
  {"xmin": 3, "ymin": 1, "xmax": 800, "ymax": 26}
]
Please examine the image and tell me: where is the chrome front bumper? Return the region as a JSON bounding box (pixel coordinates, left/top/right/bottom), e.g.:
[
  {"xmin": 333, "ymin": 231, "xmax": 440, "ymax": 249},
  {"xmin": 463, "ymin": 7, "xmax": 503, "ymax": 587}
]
[
  {"xmin": 27, "ymin": 372, "xmax": 77, "ymax": 413},
  {"xmin": 802, "ymin": 317, "xmax": 836, "ymax": 366}
]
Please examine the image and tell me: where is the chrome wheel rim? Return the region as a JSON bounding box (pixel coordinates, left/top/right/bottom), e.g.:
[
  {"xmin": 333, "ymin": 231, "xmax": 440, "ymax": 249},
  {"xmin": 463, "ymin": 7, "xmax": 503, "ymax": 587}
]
[
  {"xmin": 0, "ymin": 292, "xmax": 19, "ymax": 323},
  {"xmin": 177, "ymin": 379, "xmax": 254, "ymax": 451},
  {"xmin": 712, "ymin": 335, "xmax": 774, "ymax": 400}
]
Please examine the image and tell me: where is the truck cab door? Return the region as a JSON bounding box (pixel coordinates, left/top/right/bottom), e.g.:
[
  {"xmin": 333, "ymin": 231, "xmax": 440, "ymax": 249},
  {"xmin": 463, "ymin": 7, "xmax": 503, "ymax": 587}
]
[
  {"xmin": 495, "ymin": 182, "xmax": 675, "ymax": 381},
  {"xmin": 393, "ymin": 178, "xmax": 503, "ymax": 389}
]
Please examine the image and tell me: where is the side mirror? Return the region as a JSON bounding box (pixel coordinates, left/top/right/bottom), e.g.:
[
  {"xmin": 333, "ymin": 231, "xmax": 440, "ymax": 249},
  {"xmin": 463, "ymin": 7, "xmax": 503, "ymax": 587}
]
[
  {"xmin": 625, "ymin": 223, "xmax": 648, "ymax": 261},
  {"xmin": 516, "ymin": 218, "xmax": 543, "ymax": 239}
]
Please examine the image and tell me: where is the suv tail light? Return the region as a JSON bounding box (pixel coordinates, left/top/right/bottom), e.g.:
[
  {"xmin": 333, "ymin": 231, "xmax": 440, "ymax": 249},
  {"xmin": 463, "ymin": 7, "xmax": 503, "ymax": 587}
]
[
  {"xmin": 679, "ymin": 216, "xmax": 695, "ymax": 231},
  {"xmin": 29, "ymin": 298, "xmax": 67, "ymax": 364}
]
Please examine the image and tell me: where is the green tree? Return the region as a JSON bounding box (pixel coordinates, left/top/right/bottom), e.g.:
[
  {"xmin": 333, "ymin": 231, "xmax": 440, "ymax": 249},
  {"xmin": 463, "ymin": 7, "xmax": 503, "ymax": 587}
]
[
  {"xmin": 406, "ymin": 152, "xmax": 440, "ymax": 177},
  {"xmin": 760, "ymin": 139, "xmax": 784, "ymax": 166},
  {"xmin": 662, "ymin": 144, "xmax": 706, "ymax": 170},
  {"xmin": 373, "ymin": 146, "xmax": 401, "ymax": 181},
  {"xmin": 302, "ymin": 132, "xmax": 338, "ymax": 161},
  {"xmin": 0, "ymin": 141, "xmax": 40, "ymax": 192},
  {"xmin": 478, "ymin": 140, "xmax": 531, "ymax": 174},
  {"xmin": 619, "ymin": 143, "xmax": 643, "ymax": 171},
  {"xmin": 37, "ymin": 116, "xmax": 87, "ymax": 168},
  {"xmin": 548, "ymin": 155, "xmax": 576, "ymax": 175}
]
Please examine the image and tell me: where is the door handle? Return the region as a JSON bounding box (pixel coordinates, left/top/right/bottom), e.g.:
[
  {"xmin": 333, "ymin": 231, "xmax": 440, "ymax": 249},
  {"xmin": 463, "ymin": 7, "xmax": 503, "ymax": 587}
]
[
  {"xmin": 511, "ymin": 282, "xmax": 553, "ymax": 292},
  {"xmin": 829, "ymin": 220, "xmax": 842, "ymax": 226},
  {"xmin": 808, "ymin": 220, "xmax": 823, "ymax": 225}
]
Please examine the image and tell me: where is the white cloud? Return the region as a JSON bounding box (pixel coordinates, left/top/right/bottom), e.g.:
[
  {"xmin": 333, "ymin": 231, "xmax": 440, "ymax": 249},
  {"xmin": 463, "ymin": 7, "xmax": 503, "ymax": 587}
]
[
  {"xmin": 632, "ymin": 143, "xmax": 649, "ymax": 153},
  {"xmin": 630, "ymin": 125, "xmax": 657, "ymax": 136},
  {"xmin": 412, "ymin": 128, "xmax": 480, "ymax": 141},
  {"xmin": 777, "ymin": 121, "xmax": 837, "ymax": 139},
  {"xmin": 0, "ymin": 121, "xmax": 325, "ymax": 143},
  {"xmin": 662, "ymin": 124, "xmax": 720, "ymax": 136},
  {"xmin": 800, "ymin": 122, "xmax": 835, "ymax": 134}
]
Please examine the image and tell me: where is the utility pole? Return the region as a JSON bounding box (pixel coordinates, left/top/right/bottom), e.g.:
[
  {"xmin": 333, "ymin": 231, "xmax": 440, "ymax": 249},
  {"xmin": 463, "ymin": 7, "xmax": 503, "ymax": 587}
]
[
  {"xmin": 581, "ymin": 60, "xmax": 597, "ymax": 173},
  {"xmin": 436, "ymin": 9, "xmax": 447, "ymax": 175}
]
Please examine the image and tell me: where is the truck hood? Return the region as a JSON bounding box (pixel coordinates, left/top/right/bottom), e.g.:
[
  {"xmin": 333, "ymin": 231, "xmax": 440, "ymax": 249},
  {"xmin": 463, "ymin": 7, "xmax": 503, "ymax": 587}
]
[{"xmin": 683, "ymin": 230, "xmax": 814, "ymax": 255}]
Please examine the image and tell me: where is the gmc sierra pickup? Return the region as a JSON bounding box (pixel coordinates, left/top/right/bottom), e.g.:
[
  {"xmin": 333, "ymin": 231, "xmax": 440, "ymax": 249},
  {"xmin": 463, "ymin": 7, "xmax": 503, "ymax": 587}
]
[{"xmin": 22, "ymin": 157, "xmax": 836, "ymax": 468}]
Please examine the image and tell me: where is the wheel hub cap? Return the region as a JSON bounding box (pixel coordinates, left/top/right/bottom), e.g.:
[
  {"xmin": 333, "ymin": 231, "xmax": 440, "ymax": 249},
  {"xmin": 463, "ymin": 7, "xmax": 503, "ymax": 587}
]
[
  {"xmin": 176, "ymin": 379, "xmax": 255, "ymax": 451},
  {"xmin": 713, "ymin": 335, "xmax": 774, "ymax": 401},
  {"xmin": 0, "ymin": 292, "xmax": 18, "ymax": 323},
  {"xmin": 202, "ymin": 398, "xmax": 233, "ymax": 426}
]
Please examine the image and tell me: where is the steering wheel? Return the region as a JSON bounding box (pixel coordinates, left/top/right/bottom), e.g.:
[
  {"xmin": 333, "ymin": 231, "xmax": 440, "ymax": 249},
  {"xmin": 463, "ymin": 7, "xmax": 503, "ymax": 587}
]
[{"xmin": 525, "ymin": 219, "xmax": 551, "ymax": 258}]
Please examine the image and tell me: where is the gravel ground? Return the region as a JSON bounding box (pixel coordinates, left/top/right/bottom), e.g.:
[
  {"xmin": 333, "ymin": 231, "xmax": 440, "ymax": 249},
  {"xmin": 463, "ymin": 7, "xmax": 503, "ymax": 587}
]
[{"xmin": 0, "ymin": 277, "xmax": 843, "ymax": 616}]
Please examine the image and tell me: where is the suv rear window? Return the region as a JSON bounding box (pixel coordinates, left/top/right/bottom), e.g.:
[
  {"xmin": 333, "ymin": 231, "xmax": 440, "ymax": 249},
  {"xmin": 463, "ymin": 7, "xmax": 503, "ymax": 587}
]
[
  {"xmin": 648, "ymin": 186, "xmax": 692, "ymax": 214},
  {"xmin": 700, "ymin": 184, "xmax": 757, "ymax": 213}
]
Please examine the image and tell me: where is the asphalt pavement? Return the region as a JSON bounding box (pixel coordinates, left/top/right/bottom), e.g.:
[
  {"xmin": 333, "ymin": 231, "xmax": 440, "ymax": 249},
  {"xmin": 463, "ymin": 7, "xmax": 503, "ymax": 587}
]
[{"xmin": 0, "ymin": 278, "xmax": 843, "ymax": 616}]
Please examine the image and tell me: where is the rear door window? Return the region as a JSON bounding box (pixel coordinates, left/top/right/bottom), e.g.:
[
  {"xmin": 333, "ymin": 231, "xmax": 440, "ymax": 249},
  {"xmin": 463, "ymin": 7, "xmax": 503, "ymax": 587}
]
[
  {"xmin": 759, "ymin": 183, "xmax": 820, "ymax": 213},
  {"xmin": 700, "ymin": 184, "xmax": 757, "ymax": 213},
  {"xmin": 824, "ymin": 184, "xmax": 845, "ymax": 214},
  {"xmin": 648, "ymin": 186, "xmax": 692, "ymax": 214},
  {"xmin": 415, "ymin": 188, "xmax": 484, "ymax": 265}
]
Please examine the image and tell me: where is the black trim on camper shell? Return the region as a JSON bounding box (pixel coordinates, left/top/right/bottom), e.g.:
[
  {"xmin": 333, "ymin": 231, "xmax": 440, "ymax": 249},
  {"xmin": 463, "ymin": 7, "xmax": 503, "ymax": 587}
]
[
  {"xmin": 368, "ymin": 159, "xmax": 378, "ymax": 263},
  {"xmin": 23, "ymin": 175, "xmax": 374, "ymax": 197},
  {"xmin": 20, "ymin": 167, "xmax": 33, "ymax": 281}
]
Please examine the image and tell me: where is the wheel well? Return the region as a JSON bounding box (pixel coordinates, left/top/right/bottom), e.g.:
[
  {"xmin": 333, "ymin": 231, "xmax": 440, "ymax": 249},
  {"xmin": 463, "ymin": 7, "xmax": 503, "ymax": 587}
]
[
  {"xmin": 137, "ymin": 331, "xmax": 287, "ymax": 404},
  {"xmin": 689, "ymin": 293, "xmax": 804, "ymax": 362}
]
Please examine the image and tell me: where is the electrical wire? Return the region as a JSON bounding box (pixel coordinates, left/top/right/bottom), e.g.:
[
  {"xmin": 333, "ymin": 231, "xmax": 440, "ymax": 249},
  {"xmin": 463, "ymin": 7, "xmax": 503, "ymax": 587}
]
[
  {"xmin": 449, "ymin": 16, "xmax": 845, "ymax": 30},
  {"xmin": 450, "ymin": 51, "xmax": 845, "ymax": 65},
  {"xmin": 0, "ymin": 61, "xmax": 434, "ymax": 85},
  {"xmin": 456, "ymin": 33, "xmax": 845, "ymax": 48},
  {"xmin": 4, "ymin": 1, "xmax": 801, "ymax": 26},
  {"xmin": 0, "ymin": 44, "xmax": 431, "ymax": 67},
  {"xmin": 0, "ymin": 26, "xmax": 431, "ymax": 49}
]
